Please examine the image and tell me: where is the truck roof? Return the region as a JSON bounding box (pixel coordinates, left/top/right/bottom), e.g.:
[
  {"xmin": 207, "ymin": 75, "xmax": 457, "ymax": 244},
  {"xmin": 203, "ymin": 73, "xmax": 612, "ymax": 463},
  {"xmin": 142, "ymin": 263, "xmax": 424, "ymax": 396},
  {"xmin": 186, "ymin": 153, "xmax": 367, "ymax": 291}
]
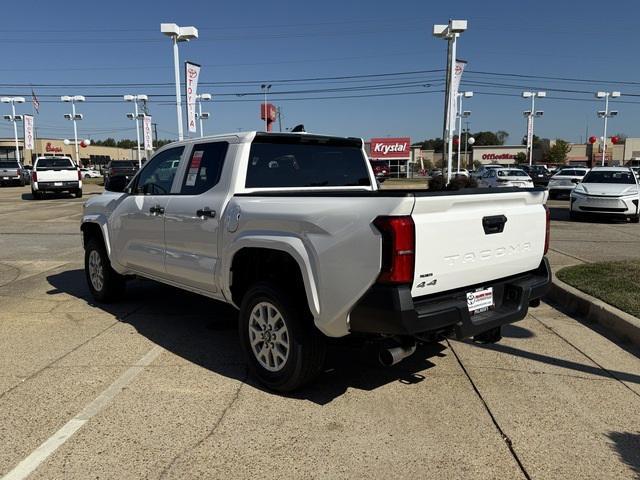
[{"xmin": 164, "ymin": 131, "xmax": 363, "ymax": 147}]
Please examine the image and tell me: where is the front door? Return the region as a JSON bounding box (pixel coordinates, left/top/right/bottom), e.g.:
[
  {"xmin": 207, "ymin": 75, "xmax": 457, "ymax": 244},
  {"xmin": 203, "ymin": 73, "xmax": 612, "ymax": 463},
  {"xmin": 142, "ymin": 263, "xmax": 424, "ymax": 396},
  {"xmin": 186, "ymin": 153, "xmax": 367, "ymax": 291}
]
[
  {"xmin": 163, "ymin": 141, "xmax": 230, "ymax": 295},
  {"xmin": 110, "ymin": 146, "xmax": 185, "ymax": 276}
]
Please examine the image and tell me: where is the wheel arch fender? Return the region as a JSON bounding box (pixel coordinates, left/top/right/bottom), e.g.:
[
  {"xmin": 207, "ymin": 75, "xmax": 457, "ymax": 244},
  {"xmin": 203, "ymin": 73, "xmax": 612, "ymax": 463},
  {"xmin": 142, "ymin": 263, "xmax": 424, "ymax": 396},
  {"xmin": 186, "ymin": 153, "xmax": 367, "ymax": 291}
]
[
  {"xmin": 221, "ymin": 234, "xmax": 321, "ymax": 318},
  {"xmin": 81, "ymin": 215, "xmax": 112, "ymax": 259}
]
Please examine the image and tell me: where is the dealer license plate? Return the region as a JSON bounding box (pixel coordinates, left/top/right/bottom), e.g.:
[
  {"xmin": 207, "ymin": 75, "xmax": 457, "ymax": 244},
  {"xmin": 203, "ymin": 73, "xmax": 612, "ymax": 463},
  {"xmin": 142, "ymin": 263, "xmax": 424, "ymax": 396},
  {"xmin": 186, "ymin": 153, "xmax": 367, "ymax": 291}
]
[
  {"xmin": 467, "ymin": 287, "xmax": 494, "ymax": 314},
  {"xmin": 54, "ymin": 182, "xmax": 63, "ymax": 186}
]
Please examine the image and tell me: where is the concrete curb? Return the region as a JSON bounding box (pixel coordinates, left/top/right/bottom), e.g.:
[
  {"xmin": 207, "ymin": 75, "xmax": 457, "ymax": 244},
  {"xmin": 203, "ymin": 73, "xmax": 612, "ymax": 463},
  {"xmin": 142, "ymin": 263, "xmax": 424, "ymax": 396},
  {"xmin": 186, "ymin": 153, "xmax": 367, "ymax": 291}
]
[{"xmin": 545, "ymin": 275, "xmax": 640, "ymax": 346}]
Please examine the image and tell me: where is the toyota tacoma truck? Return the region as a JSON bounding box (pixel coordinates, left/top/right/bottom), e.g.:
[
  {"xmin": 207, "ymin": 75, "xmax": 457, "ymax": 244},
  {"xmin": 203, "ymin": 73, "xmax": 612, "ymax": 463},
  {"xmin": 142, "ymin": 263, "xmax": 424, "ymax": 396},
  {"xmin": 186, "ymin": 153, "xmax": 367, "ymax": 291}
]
[
  {"xmin": 81, "ymin": 131, "xmax": 551, "ymax": 391},
  {"xmin": 32, "ymin": 156, "xmax": 82, "ymax": 199}
]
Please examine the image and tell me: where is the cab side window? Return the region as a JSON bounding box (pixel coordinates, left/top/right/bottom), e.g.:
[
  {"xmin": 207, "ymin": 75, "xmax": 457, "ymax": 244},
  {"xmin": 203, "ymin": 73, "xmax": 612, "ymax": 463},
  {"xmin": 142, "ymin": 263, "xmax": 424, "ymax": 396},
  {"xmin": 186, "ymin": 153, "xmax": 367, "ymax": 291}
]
[
  {"xmin": 133, "ymin": 147, "xmax": 184, "ymax": 195},
  {"xmin": 180, "ymin": 142, "xmax": 229, "ymax": 195}
]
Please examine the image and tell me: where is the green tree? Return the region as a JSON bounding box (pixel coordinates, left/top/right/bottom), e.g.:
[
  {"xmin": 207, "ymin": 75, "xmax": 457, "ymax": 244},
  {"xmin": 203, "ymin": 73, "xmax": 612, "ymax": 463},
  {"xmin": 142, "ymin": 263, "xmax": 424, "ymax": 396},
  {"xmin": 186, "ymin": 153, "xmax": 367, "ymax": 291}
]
[
  {"xmin": 514, "ymin": 152, "xmax": 527, "ymax": 164},
  {"xmin": 546, "ymin": 139, "xmax": 572, "ymax": 164},
  {"xmin": 472, "ymin": 131, "xmax": 506, "ymax": 146}
]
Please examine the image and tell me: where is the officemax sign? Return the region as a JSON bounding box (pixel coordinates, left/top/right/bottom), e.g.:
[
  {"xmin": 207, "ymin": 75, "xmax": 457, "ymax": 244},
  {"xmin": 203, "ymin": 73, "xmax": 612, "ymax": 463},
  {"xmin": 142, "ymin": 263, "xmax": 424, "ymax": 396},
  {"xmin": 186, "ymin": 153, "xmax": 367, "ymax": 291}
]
[{"xmin": 370, "ymin": 137, "xmax": 411, "ymax": 159}]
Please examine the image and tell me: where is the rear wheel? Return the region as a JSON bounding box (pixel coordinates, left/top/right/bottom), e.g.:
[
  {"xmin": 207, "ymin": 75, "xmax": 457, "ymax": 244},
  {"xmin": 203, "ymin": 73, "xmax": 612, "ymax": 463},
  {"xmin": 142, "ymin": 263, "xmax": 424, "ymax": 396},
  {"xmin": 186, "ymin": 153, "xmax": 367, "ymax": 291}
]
[
  {"xmin": 85, "ymin": 237, "xmax": 125, "ymax": 302},
  {"xmin": 75, "ymin": 188, "xmax": 83, "ymax": 198},
  {"xmin": 31, "ymin": 188, "xmax": 41, "ymax": 200},
  {"xmin": 239, "ymin": 282, "xmax": 326, "ymax": 392}
]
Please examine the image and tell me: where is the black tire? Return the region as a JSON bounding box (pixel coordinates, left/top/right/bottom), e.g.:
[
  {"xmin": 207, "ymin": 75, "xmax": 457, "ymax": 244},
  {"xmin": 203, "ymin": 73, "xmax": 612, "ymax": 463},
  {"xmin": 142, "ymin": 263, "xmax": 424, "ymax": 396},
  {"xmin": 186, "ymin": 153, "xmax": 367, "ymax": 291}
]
[
  {"xmin": 239, "ymin": 282, "xmax": 326, "ymax": 392},
  {"xmin": 84, "ymin": 237, "xmax": 125, "ymax": 303},
  {"xmin": 31, "ymin": 189, "xmax": 41, "ymax": 200},
  {"xmin": 473, "ymin": 326, "xmax": 502, "ymax": 344},
  {"xmin": 75, "ymin": 188, "xmax": 83, "ymax": 198},
  {"xmin": 631, "ymin": 215, "xmax": 640, "ymax": 224},
  {"xmin": 548, "ymin": 190, "xmax": 556, "ymax": 200},
  {"xmin": 570, "ymin": 210, "xmax": 584, "ymax": 222}
]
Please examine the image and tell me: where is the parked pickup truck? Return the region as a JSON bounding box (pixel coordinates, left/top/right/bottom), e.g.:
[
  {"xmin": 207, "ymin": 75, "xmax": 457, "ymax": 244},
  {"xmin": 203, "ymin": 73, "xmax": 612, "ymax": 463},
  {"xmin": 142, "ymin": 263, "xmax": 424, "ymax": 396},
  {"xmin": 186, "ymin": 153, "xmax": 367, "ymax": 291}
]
[
  {"xmin": 81, "ymin": 132, "xmax": 551, "ymax": 391},
  {"xmin": 32, "ymin": 156, "xmax": 82, "ymax": 199},
  {"xmin": 0, "ymin": 160, "xmax": 27, "ymax": 186}
]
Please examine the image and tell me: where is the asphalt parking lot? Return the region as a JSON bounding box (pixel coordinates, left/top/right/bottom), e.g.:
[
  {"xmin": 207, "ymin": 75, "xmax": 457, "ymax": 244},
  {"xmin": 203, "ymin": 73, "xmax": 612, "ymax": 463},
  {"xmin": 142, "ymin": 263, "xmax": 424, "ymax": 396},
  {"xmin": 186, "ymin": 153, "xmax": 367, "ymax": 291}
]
[{"xmin": 1, "ymin": 184, "xmax": 640, "ymax": 479}]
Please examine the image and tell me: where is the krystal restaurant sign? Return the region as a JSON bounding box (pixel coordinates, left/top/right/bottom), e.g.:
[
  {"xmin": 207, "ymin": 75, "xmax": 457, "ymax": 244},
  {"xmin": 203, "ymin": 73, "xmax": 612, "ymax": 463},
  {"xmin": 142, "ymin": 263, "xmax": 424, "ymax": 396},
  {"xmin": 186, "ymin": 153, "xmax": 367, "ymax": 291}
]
[{"xmin": 370, "ymin": 137, "xmax": 411, "ymax": 159}]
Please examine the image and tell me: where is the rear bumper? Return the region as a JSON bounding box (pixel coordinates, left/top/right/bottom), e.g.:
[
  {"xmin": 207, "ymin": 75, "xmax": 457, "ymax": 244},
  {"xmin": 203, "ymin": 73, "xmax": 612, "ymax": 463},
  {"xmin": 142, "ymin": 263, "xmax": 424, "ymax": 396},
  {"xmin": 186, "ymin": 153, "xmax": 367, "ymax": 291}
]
[
  {"xmin": 35, "ymin": 181, "xmax": 80, "ymax": 191},
  {"xmin": 349, "ymin": 257, "xmax": 551, "ymax": 338}
]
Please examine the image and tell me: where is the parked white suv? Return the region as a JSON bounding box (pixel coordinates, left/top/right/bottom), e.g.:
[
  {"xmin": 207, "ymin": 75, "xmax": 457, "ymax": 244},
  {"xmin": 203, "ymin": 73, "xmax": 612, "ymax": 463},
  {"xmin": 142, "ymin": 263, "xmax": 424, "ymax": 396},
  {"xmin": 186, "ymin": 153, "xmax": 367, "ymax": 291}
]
[
  {"xmin": 32, "ymin": 156, "xmax": 82, "ymax": 199},
  {"xmin": 81, "ymin": 132, "xmax": 551, "ymax": 391}
]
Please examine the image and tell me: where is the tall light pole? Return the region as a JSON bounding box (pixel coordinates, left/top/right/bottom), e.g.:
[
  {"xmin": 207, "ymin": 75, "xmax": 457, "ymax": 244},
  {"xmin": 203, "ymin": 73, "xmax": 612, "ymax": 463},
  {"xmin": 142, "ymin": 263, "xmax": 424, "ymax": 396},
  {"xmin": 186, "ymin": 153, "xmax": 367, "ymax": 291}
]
[
  {"xmin": 124, "ymin": 95, "xmax": 148, "ymax": 168},
  {"xmin": 195, "ymin": 93, "xmax": 212, "ymax": 137},
  {"xmin": 522, "ymin": 91, "xmax": 546, "ymax": 166},
  {"xmin": 61, "ymin": 95, "xmax": 85, "ymax": 164},
  {"xmin": 1, "ymin": 97, "xmax": 25, "ymax": 163},
  {"xmin": 456, "ymin": 91, "xmax": 472, "ymax": 172},
  {"xmin": 261, "ymin": 84, "xmax": 272, "ymax": 131},
  {"xmin": 433, "ymin": 19, "xmax": 468, "ymax": 184},
  {"xmin": 596, "ymin": 91, "xmax": 620, "ymax": 166},
  {"xmin": 160, "ymin": 23, "xmax": 199, "ymax": 141}
]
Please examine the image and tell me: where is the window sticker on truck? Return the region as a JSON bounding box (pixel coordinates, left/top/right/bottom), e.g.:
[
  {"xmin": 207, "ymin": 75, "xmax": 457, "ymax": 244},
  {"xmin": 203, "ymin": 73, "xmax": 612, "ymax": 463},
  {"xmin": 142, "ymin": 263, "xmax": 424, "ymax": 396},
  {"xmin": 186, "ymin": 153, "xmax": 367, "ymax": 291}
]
[{"xmin": 186, "ymin": 150, "xmax": 204, "ymax": 186}]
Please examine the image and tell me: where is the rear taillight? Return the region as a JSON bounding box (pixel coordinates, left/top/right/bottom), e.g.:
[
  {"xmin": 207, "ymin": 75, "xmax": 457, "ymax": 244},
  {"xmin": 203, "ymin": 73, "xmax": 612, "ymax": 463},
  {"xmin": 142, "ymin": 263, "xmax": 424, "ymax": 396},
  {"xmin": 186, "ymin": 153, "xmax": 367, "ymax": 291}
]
[
  {"xmin": 544, "ymin": 205, "xmax": 550, "ymax": 255},
  {"xmin": 77, "ymin": 169, "xmax": 82, "ymax": 181},
  {"xmin": 31, "ymin": 171, "xmax": 37, "ymax": 182},
  {"xmin": 373, "ymin": 216, "xmax": 415, "ymax": 285}
]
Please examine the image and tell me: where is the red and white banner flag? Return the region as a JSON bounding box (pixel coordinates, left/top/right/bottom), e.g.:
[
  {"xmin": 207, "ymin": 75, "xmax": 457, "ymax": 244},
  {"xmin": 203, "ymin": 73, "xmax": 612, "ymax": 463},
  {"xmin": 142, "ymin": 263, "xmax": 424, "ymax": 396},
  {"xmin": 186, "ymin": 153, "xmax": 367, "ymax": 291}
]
[
  {"xmin": 185, "ymin": 61, "xmax": 200, "ymax": 134},
  {"xmin": 143, "ymin": 115, "xmax": 153, "ymax": 151},
  {"xmin": 449, "ymin": 60, "xmax": 466, "ymax": 130},
  {"xmin": 23, "ymin": 115, "xmax": 34, "ymax": 150}
]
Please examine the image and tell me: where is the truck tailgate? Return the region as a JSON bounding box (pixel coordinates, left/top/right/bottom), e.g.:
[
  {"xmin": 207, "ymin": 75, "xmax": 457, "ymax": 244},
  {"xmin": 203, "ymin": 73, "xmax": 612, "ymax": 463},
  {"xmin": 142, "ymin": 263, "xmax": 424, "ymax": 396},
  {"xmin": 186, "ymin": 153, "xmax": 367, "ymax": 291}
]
[
  {"xmin": 410, "ymin": 189, "xmax": 546, "ymax": 297},
  {"xmin": 37, "ymin": 168, "xmax": 78, "ymax": 182}
]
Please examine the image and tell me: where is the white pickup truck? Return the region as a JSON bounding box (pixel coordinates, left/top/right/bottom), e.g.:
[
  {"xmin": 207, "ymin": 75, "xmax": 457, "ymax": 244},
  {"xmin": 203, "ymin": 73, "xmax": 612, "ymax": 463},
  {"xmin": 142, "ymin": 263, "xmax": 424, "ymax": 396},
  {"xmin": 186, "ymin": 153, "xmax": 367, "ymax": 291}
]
[
  {"xmin": 81, "ymin": 131, "xmax": 550, "ymax": 391},
  {"xmin": 31, "ymin": 156, "xmax": 82, "ymax": 199}
]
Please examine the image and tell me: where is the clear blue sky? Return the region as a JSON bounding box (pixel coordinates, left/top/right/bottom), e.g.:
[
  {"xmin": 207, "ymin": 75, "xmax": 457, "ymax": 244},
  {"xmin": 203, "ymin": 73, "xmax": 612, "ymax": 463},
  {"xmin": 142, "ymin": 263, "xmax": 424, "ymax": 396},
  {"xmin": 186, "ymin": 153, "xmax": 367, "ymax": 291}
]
[{"xmin": 1, "ymin": 0, "xmax": 639, "ymax": 145}]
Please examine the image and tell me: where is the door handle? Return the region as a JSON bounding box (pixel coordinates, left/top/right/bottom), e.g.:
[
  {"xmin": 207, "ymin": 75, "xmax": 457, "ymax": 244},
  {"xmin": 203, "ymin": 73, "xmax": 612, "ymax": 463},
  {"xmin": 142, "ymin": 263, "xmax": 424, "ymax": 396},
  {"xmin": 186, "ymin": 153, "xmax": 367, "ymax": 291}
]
[
  {"xmin": 149, "ymin": 205, "xmax": 165, "ymax": 216},
  {"xmin": 196, "ymin": 207, "xmax": 216, "ymax": 219}
]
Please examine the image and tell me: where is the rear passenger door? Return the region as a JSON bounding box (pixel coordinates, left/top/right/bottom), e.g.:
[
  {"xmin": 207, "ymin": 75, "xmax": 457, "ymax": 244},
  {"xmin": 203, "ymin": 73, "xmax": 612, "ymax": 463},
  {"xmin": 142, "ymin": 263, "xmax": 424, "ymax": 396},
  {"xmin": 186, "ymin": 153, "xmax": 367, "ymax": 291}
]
[{"xmin": 163, "ymin": 141, "xmax": 229, "ymax": 296}]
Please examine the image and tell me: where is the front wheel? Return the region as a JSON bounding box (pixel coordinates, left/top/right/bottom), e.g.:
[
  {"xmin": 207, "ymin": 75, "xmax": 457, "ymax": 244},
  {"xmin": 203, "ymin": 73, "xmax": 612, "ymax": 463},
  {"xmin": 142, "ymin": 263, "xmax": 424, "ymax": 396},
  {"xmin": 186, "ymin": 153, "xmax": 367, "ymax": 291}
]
[
  {"xmin": 630, "ymin": 215, "xmax": 640, "ymax": 224},
  {"xmin": 238, "ymin": 282, "xmax": 326, "ymax": 392},
  {"xmin": 84, "ymin": 237, "xmax": 125, "ymax": 303}
]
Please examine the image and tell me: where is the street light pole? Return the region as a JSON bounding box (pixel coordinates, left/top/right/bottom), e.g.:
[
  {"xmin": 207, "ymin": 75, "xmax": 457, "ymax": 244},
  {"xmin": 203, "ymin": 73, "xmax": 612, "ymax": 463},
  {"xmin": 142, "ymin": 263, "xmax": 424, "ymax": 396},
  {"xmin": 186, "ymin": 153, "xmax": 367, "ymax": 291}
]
[
  {"xmin": 11, "ymin": 102, "xmax": 20, "ymax": 163},
  {"xmin": 161, "ymin": 23, "xmax": 199, "ymax": 141},
  {"xmin": 2, "ymin": 97, "xmax": 26, "ymax": 163},
  {"xmin": 433, "ymin": 20, "xmax": 468, "ymax": 184},
  {"xmin": 596, "ymin": 91, "xmax": 620, "ymax": 166},
  {"xmin": 522, "ymin": 91, "xmax": 546, "ymax": 166},
  {"xmin": 456, "ymin": 91, "xmax": 472, "ymax": 172},
  {"xmin": 62, "ymin": 95, "xmax": 85, "ymax": 164},
  {"xmin": 124, "ymin": 95, "xmax": 148, "ymax": 169},
  {"xmin": 261, "ymin": 84, "xmax": 271, "ymax": 131},
  {"xmin": 195, "ymin": 93, "xmax": 211, "ymax": 137}
]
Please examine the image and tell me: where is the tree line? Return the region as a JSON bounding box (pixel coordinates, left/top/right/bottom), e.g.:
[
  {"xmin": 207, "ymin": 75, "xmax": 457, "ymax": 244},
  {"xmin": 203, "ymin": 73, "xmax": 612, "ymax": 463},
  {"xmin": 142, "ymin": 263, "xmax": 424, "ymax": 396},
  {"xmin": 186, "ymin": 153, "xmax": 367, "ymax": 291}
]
[{"xmin": 90, "ymin": 138, "xmax": 174, "ymax": 149}]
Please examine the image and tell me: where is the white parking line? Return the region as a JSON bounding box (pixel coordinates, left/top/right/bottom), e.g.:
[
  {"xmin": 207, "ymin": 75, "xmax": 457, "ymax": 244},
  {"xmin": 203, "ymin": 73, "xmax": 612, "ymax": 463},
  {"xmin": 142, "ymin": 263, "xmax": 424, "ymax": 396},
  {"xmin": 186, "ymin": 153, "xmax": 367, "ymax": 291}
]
[{"xmin": 1, "ymin": 345, "xmax": 164, "ymax": 480}]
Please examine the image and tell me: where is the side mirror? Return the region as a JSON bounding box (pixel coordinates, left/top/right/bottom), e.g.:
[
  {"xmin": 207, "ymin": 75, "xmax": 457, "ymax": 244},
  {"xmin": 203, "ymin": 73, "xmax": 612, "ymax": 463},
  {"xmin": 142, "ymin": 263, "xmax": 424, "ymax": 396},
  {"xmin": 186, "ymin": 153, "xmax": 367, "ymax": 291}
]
[{"xmin": 105, "ymin": 175, "xmax": 129, "ymax": 193}]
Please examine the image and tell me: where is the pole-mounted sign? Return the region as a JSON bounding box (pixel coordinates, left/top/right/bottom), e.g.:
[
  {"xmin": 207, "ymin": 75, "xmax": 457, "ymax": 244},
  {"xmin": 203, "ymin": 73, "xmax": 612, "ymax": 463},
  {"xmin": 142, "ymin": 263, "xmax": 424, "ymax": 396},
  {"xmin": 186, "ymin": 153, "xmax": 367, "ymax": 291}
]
[
  {"xmin": 185, "ymin": 61, "xmax": 200, "ymax": 134},
  {"xmin": 23, "ymin": 114, "xmax": 34, "ymax": 150},
  {"xmin": 143, "ymin": 115, "xmax": 153, "ymax": 151}
]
